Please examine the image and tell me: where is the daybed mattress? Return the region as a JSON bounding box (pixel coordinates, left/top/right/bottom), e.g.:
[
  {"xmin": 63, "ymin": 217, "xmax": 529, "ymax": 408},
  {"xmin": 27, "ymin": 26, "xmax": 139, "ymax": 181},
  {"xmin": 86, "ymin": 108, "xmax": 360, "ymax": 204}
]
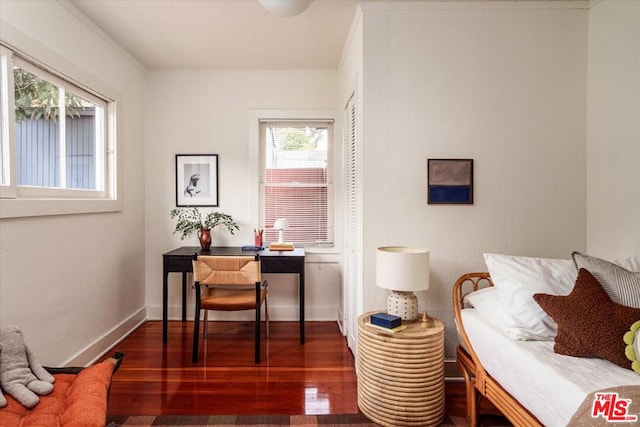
[{"xmin": 460, "ymin": 308, "xmax": 640, "ymax": 427}]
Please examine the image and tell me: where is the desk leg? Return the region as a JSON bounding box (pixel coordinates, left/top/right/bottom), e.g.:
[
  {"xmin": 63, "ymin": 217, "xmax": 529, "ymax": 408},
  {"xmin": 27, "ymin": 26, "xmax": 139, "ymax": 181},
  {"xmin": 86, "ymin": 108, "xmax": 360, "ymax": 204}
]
[
  {"xmin": 300, "ymin": 269, "xmax": 305, "ymax": 345},
  {"xmin": 163, "ymin": 271, "xmax": 168, "ymax": 343},
  {"xmin": 182, "ymin": 272, "xmax": 187, "ymax": 322}
]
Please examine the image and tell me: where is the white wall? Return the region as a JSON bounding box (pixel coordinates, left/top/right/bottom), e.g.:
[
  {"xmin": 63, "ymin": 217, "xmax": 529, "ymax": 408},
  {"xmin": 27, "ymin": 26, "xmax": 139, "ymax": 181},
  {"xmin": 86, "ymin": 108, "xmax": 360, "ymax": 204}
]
[
  {"xmin": 144, "ymin": 70, "xmax": 342, "ymax": 322},
  {"xmin": 586, "ymin": 0, "xmax": 640, "ymax": 259},
  {"xmin": 0, "ymin": 1, "xmax": 146, "ymax": 365},
  {"xmin": 357, "ymin": 2, "xmax": 588, "ymax": 357}
]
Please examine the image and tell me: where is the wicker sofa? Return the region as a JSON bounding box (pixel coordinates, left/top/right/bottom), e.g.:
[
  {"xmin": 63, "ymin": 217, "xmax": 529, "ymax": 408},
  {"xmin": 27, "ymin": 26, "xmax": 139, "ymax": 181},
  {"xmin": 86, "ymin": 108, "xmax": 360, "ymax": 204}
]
[{"xmin": 452, "ymin": 253, "xmax": 640, "ymax": 427}]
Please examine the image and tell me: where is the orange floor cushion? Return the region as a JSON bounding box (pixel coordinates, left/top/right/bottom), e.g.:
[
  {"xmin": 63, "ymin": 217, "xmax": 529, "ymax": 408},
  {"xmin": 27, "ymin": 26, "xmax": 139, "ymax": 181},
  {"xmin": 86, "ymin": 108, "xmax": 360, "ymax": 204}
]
[{"xmin": 0, "ymin": 358, "xmax": 117, "ymax": 427}]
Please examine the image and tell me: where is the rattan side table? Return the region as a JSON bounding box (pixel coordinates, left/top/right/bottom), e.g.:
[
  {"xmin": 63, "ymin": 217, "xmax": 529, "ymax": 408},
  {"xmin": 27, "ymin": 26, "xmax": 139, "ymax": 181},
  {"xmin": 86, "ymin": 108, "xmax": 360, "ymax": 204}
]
[{"xmin": 357, "ymin": 311, "xmax": 445, "ymax": 427}]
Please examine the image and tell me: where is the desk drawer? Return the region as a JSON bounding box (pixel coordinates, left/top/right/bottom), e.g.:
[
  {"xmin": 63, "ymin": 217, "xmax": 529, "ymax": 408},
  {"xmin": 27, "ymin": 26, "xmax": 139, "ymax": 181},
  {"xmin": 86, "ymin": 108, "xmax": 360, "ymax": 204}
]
[
  {"xmin": 261, "ymin": 257, "xmax": 304, "ymax": 274},
  {"xmin": 163, "ymin": 255, "xmax": 193, "ymax": 272}
]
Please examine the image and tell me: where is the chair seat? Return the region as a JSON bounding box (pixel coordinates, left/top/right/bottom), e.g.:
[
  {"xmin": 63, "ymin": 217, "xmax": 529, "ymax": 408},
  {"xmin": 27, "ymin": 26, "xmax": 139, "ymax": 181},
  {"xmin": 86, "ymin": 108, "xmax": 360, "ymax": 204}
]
[{"xmin": 202, "ymin": 287, "xmax": 267, "ymax": 311}]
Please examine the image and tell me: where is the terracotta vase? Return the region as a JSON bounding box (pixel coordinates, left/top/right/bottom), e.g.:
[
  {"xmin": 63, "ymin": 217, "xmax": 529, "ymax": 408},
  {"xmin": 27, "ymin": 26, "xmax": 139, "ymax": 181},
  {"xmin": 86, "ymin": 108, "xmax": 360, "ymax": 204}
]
[{"xmin": 197, "ymin": 228, "xmax": 212, "ymax": 250}]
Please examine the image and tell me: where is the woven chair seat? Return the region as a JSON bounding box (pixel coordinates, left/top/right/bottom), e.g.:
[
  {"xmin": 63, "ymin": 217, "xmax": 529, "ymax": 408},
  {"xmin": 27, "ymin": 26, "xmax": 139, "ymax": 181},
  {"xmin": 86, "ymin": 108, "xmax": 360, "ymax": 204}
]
[{"xmin": 202, "ymin": 287, "xmax": 267, "ymax": 311}]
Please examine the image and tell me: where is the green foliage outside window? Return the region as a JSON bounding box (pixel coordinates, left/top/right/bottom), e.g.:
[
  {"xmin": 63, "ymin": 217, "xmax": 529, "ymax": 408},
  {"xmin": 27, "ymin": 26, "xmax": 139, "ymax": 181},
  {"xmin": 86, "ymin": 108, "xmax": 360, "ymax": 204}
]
[
  {"xmin": 277, "ymin": 127, "xmax": 324, "ymax": 151},
  {"xmin": 14, "ymin": 68, "xmax": 85, "ymax": 122}
]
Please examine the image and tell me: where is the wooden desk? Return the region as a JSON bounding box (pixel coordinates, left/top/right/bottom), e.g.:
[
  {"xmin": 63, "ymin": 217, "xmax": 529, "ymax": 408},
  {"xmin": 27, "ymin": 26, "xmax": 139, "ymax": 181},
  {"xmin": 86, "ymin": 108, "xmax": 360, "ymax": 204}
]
[{"xmin": 162, "ymin": 246, "xmax": 306, "ymax": 344}]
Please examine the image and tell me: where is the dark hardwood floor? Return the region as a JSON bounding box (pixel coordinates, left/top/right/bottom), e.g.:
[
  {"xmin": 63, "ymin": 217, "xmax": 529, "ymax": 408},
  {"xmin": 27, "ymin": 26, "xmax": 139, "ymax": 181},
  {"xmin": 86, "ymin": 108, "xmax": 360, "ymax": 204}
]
[{"xmin": 101, "ymin": 320, "xmax": 470, "ymax": 419}]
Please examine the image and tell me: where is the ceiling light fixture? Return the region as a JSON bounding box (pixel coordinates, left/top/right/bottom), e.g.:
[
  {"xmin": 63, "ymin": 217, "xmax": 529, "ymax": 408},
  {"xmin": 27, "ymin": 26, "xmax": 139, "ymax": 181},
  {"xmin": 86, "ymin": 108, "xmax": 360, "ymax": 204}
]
[{"xmin": 258, "ymin": 0, "xmax": 315, "ymax": 17}]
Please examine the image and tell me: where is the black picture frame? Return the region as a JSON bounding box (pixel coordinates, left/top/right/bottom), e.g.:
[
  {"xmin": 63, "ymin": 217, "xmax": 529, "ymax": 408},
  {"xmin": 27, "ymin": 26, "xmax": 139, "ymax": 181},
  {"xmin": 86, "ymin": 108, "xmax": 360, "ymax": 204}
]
[
  {"xmin": 427, "ymin": 158, "xmax": 474, "ymax": 204},
  {"xmin": 175, "ymin": 154, "xmax": 219, "ymax": 207}
]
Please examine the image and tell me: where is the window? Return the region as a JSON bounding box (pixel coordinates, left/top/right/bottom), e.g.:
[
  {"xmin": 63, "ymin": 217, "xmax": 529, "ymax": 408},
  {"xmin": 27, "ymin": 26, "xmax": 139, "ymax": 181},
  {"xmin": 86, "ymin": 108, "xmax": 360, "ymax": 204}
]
[
  {"xmin": 259, "ymin": 120, "xmax": 334, "ymax": 247},
  {"xmin": 0, "ymin": 43, "xmax": 118, "ymax": 217},
  {"xmin": 13, "ymin": 58, "xmax": 106, "ymax": 191}
]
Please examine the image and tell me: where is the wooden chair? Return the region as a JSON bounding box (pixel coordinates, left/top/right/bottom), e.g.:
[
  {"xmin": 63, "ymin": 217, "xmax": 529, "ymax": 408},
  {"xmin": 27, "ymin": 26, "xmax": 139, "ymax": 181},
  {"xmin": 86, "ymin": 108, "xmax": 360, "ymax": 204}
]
[{"xmin": 191, "ymin": 254, "xmax": 269, "ymax": 363}]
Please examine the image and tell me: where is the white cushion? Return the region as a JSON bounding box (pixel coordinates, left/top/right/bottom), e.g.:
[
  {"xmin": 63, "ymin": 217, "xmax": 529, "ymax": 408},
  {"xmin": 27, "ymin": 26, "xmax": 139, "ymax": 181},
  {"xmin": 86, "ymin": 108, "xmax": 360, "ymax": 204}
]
[
  {"xmin": 483, "ymin": 253, "xmax": 577, "ymax": 340},
  {"xmin": 463, "ymin": 287, "xmax": 511, "ymax": 333}
]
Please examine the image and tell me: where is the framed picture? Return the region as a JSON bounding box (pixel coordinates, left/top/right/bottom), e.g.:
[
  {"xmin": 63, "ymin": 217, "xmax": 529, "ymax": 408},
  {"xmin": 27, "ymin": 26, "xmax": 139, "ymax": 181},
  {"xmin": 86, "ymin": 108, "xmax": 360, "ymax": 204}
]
[
  {"xmin": 176, "ymin": 154, "xmax": 219, "ymax": 207},
  {"xmin": 427, "ymin": 158, "xmax": 473, "ymax": 204}
]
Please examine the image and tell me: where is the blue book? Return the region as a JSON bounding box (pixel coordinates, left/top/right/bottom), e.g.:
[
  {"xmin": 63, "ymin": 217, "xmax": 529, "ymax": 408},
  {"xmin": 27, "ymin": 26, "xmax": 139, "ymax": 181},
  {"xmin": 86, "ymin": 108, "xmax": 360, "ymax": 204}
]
[
  {"xmin": 370, "ymin": 313, "xmax": 402, "ymax": 329},
  {"xmin": 242, "ymin": 245, "xmax": 264, "ymax": 251}
]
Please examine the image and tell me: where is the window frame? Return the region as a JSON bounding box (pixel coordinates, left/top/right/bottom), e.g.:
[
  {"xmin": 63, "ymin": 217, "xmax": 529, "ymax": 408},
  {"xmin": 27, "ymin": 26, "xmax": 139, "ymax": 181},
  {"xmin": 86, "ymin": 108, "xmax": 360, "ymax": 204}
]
[
  {"xmin": 249, "ymin": 110, "xmax": 339, "ymax": 252},
  {"xmin": 0, "ymin": 45, "xmax": 17, "ymax": 199},
  {"xmin": 12, "ymin": 56, "xmax": 108, "ymax": 197},
  {"xmin": 0, "ymin": 36, "xmax": 122, "ymax": 219}
]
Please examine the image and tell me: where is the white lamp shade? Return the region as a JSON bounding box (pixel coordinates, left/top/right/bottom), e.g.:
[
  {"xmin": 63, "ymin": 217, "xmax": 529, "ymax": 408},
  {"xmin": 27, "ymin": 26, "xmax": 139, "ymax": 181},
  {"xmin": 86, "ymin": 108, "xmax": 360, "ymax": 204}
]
[
  {"xmin": 273, "ymin": 218, "xmax": 289, "ymax": 243},
  {"xmin": 273, "ymin": 218, "xmax": 289, "ymax": 230},
  {"xmin": 258, "ymin": 0, "xmax": 315, "ymax": 17},
  {"xmin": 376, "ymin": 246, "xmax": 430, "ymax": 292}
]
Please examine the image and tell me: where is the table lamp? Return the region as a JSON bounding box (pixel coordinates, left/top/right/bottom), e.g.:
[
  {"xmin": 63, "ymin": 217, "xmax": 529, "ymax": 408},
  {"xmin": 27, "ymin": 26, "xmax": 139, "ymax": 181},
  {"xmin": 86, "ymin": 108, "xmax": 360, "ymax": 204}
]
[
  {"xmin": 376, "ymin": 246, "xmax": 430, "ymax": 322},
  {"xmin": 273, "ymin": 218, "xmax": 289, "ymax": 243}
]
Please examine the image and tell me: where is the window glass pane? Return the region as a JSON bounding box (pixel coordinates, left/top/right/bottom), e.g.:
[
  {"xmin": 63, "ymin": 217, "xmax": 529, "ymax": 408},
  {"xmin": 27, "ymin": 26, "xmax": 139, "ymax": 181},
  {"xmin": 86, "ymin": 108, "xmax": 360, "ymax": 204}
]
[
  {"xmin": 265, "ymin": 127, "xmax": 328, "ymax": 170},
  {"xmin": 65, "ymin": 92, "xmax": 101, "ymax": 190},
  {"xmin": 261, "ymin": 124, "xmax": 332, "ymax": 246},
  {"xmin": 13, "ymin": 67, "xmax": 102, "ymax": 190},
  {"xmin": 14, "ymin": 68, "xmax": 61, "ymax": 187}
]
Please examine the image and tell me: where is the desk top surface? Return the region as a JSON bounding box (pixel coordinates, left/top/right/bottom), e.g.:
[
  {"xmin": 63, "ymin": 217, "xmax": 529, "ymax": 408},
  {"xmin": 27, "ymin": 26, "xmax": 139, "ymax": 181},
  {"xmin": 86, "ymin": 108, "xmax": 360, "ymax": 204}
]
[{"xmin": 163, "ymin": 246, "xmax": 305, "ymax": 258}]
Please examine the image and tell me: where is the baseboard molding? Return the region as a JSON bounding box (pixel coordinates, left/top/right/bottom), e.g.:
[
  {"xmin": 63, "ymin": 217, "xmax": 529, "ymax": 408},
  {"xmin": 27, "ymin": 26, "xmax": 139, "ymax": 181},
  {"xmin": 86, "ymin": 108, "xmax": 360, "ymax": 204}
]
[
  {"xmin": 445, "ymin": 358, "xmax": 463, "ymax": 381},
  {"xmin": 336, "ymin": 306, "xmax": 345, "ymax": 335},
  {"xmin": 62, "ymin": 307, "xmax": 146, "ymax": 367}
]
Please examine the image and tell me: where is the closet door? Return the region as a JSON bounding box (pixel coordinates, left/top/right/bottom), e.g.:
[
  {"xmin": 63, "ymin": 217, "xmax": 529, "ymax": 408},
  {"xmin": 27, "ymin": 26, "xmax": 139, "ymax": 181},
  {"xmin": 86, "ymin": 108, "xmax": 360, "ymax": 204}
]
[{"xmin": 343, "ymin": 92, "xmax": 362, "ymax": 350}]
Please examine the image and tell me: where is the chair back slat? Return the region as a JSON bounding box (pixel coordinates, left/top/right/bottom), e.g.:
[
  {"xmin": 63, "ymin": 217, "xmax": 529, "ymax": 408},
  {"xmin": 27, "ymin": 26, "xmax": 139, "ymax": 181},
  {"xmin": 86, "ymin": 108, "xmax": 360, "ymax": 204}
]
[{"xmin": 192, "ymin": 256, "xmax": 261, "ymax": 285}]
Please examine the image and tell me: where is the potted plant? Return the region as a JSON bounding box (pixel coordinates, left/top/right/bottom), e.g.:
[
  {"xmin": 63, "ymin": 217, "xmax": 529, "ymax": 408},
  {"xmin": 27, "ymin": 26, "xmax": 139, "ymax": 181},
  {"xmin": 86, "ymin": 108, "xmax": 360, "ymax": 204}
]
[{"xmin": 170, "ymin": 207, "xmax": 240, "ymax": 250}]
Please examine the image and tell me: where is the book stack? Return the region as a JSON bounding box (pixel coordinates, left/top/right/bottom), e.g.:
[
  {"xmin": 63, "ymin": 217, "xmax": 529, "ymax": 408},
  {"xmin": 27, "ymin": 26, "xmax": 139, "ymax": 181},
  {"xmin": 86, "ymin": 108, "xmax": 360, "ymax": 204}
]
[
  {"xmin": 269, "ymin": 242, "xmax": 295, "ymax": 251},
  {"xmin": 368, "ymin": 313, "xmax": 406, "ymax": 333}
]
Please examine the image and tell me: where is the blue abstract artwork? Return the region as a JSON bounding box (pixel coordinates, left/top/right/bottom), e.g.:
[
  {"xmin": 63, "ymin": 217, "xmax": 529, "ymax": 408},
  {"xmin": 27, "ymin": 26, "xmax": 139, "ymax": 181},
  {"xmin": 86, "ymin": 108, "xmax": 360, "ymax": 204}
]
[{"xmin": 427, "ymin": 159, "xmax": 473, "ymax": 204}]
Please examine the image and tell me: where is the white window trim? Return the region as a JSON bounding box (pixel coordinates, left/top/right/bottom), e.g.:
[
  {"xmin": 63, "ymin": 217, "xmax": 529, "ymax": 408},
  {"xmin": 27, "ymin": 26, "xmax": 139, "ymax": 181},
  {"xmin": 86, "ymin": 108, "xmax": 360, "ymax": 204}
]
[
  {"xmin": 248, "ymin": 109, "xmax": 341, "ymax": 254},
  {"xmin": 0, "ymin": 45, "xmax": 17, "ymax": 199},
  {"xmin": 0, "ymin": 25, "xmax": 122, "ymax": 219},
  {"xmin": 12, "ymin": 56, "xmax": 109, "ymax": 199}
]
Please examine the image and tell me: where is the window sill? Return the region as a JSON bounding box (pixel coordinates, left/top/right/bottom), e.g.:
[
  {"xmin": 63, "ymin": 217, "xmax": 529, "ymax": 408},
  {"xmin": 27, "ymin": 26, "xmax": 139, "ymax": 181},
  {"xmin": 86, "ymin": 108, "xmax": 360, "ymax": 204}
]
[{"xmin": 0, "ymin": 197, "xmax": 122, "ymax": 219}]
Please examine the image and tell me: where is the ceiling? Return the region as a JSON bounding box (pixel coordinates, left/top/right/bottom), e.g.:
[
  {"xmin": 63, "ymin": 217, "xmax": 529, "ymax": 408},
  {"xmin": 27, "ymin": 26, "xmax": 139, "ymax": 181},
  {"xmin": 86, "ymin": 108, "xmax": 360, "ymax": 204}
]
[
  {"xmin": 68, "ymin": 0, "xmax": 369, "ymax": 70},
  {"xmin": 68, "ymin": 0, "xmax": 572, "ymax": 71}
]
